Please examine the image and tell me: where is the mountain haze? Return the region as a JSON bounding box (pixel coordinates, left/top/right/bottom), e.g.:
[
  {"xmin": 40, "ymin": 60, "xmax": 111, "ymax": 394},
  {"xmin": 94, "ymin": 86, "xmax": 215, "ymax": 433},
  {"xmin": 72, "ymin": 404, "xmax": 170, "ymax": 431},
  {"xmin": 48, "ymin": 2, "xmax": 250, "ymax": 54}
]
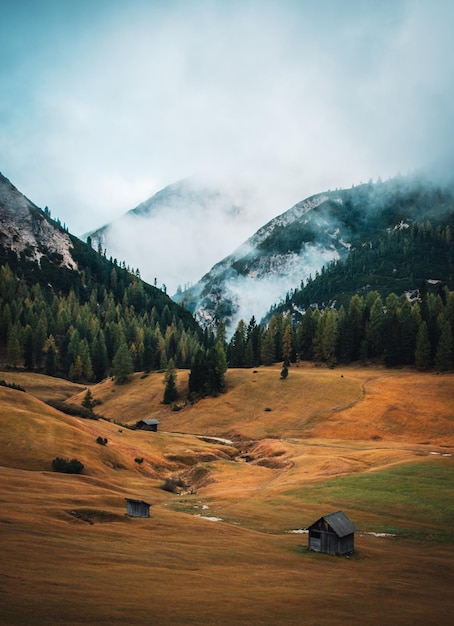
[
  {"xmin": 175, "ymin": 176, "xmax": 454, "ymax": 330},
  {"xmin": 85, "ymin": 178, "xmax": 255, "ymax": 293}
]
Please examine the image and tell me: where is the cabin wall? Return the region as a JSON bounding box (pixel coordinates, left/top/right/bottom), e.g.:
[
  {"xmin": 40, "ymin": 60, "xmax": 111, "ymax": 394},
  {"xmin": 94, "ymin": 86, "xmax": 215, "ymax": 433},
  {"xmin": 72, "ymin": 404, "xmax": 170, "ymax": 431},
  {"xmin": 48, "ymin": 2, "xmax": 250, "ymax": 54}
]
[
  {"xmin": 126, "ymin": 502, "xmax": 150, "ymax": 517},
  {"xmin": 308, "ymin": 531, "xmax": 354, "ymax": 555}
]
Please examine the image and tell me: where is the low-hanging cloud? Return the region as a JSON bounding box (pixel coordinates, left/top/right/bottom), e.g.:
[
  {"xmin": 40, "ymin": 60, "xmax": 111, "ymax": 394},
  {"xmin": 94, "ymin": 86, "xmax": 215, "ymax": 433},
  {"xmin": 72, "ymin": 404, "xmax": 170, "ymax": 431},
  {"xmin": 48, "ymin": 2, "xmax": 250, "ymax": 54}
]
[{"xmin": 1, "ymin": 0, "xmax": 453, "ymax": 285}]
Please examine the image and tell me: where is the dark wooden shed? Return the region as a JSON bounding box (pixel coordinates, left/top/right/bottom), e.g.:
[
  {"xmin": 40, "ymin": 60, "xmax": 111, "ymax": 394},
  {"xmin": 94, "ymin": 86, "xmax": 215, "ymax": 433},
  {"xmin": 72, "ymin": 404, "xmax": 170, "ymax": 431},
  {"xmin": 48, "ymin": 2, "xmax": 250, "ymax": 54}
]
[
  {"xmin": 125, "ymin": 498, "xmax": 151, "ymax": 518},
  {"xmin": 307, "ymin": 511, "xmax": 357, "ymax": 555},
  {"xmin": 135, "ymin": 418, "xmax": 160, "ymax": 432}
]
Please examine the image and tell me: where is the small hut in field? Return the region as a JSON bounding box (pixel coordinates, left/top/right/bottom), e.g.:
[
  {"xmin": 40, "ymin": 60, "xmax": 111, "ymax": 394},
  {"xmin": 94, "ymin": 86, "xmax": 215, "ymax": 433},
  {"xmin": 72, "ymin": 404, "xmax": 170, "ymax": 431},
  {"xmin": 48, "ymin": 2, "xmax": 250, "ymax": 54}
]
[
  {"xmin": 135, "ymin": 418, "xmax": 160, "ymax": 432},
  {"xmin": 125, "ymin": 498, "xmax": 151, "ymax": 518},
  {"xmin": 307, "ymin": 511, "xmax": 357, "ymax": 555}
]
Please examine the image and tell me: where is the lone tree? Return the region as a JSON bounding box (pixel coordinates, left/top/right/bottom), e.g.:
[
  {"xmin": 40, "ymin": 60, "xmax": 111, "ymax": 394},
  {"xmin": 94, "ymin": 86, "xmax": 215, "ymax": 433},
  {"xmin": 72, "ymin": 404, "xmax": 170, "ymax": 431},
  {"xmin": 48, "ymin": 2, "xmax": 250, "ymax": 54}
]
[
  {"xmin": 280, "ymin": 362, "xmax": 289, "ymax": 379},
  {"xmin": 163, "ymin": 358, "xmax": 178, "ymax": 404},
  {"xmin": 82, "ymin": 389, "xmax": 95, "ymax": 413}
]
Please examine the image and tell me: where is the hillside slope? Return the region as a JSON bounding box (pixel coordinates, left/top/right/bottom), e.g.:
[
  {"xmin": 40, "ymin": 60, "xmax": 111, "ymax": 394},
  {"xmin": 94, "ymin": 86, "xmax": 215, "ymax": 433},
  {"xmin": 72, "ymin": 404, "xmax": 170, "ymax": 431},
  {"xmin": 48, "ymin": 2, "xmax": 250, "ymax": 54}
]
[
  {"xmin": 175, "ymin": 176, "xmax": 454, "ymax": 329},
  {"xmin": 0, "ymin": 367, "xmax": 453, "ymax": 624}
]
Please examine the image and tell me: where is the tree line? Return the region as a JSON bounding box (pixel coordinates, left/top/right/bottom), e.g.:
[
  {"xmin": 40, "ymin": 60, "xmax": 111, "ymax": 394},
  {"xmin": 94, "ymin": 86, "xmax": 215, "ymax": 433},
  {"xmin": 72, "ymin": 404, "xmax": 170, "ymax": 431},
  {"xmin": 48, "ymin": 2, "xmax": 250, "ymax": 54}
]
[
  {"xmin": 226, "ymin": 284, "xmax": 454, "ymax": 371},
  {"xmin": 1, "ymin": 267, "xmax": 452, "ymax": 410},
  {"xmin": 0, "ymin": 262, "xmax": 213, "ymax": 383}
]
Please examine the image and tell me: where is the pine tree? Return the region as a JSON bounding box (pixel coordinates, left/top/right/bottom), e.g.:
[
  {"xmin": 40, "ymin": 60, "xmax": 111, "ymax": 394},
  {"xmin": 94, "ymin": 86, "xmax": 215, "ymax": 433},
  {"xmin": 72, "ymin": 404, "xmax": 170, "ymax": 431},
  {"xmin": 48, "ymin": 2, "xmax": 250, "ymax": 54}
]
[
  {"xmin": 435, "ymin": 315, "xmax": 453, "ymax": 372},
  {"xmin": 82, "ymin": 389, "xmax": 95, "ymax": 413},
  {"xmin": 188, "ymin": 349, "xmax": 208, "ymax": 395},
  {"xmin": 280, "ymin": 363, "xmax": 289, "ymax": 379},
  {"xmin": 23, "ymin": 325, "xmax": 34, "ymax": 370},
  {"xmin": 112, "ymin": 342, "xmax": 134, "ymax": 383},
  {"xmin": 163, "ymin": 358, "xmax": 178, "ymax": 404},
  {"xmin": 6, "ymin": 322, "xmax": 22, "ymax": 368},
  {"xmin": 415, "ymin": 321, "xmax": 431, "ymax": 370}
]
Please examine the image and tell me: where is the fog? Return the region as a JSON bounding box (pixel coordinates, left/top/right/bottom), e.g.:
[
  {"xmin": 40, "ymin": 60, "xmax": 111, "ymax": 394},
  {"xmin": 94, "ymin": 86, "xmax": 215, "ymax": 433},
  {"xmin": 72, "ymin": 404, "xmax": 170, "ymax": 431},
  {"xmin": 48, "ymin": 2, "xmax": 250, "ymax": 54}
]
[{"xmin": 1, "ymin": 0, "xmax": 453, "ymax": 289}]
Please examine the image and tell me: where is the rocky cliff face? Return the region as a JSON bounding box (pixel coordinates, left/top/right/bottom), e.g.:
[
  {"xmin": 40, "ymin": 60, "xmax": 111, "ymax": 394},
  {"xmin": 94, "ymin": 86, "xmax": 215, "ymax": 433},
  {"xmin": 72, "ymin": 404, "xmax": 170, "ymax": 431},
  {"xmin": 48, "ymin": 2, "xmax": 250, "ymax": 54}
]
[{"xmin": 0, "ymin": 173, "xmax": 77, "ymax": 270}]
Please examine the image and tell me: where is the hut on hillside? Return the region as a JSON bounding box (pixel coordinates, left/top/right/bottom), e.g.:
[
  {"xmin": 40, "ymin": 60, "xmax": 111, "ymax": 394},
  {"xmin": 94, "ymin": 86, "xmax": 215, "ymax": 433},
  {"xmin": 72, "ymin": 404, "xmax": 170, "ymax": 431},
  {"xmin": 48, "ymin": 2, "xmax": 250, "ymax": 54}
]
[
  {"xmin": 307, "ymin": 511, "xmax": 357, "ymax": 555},
  {"xmin": 125, "ymin": 498, "xmax": 151, "ymax": 518},
  {"xmin": 135, "ymin": 418, "xmax": 160, "ymax": 432}
]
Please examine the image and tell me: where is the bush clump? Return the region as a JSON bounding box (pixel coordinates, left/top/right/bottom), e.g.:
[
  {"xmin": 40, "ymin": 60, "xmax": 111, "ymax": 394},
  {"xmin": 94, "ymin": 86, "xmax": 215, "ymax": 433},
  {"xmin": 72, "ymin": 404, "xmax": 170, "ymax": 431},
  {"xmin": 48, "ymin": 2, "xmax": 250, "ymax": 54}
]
[
  {"xmin": 160, "ymin": 477, "xmax": 187, "ymax": 493},
  {"xmin": 52, "ymin": 457, "xmax": 84, "ymax": 474},
  {"xmin": 96, "ymin": 436, "xmax": 108, "ymax": 445},
  {"xmin": 0, "ymin": 379, "xmax": 25, "ymax": 392},
  {"xmin": 47, "ymin": 400, "xmax": 100, "ymax": 420}
]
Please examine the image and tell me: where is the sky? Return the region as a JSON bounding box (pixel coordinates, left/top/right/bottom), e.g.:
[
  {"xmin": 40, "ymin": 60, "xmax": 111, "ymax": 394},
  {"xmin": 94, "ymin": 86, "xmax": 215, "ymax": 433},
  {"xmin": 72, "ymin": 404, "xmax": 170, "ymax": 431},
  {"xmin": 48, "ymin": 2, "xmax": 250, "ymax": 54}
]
[{"xmin": 1, "ymin": 0, "xmax": 453, "ymax": 288}]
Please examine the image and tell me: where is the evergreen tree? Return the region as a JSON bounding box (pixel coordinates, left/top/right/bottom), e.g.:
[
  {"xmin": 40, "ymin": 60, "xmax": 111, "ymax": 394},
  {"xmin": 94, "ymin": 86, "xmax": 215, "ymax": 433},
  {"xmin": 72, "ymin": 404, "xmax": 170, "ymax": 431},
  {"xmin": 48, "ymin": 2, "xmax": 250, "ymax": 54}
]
[
  {"xmin": 415, "ymin": 321, "xmax": 431, "ymax": 370},
  {"xmin": 229, "ymin": 319, "xmax": 246, "ymax": 367},
  {"xmin": 91, "ymin": 331, "xmax": 109, "ymax": 382},
  {"xmin": 23, "ymin": 325, "xmax": 34, "ymax": 370},
  {"xmin": 188, "ymin": 349, "xmax": 209, "ymax": 395},
  {"xmin": 280, "ymin": 362, "xmax": 289, "ymax": 379},
  {"xmin": 6, "ymin": 322, "xmax": 22, "ymax": 368},
  {"xmin": 261, "ymin": 324, "xmax": 276, "ymax": 365},
  {"xmin": 435, "ymin": 315, "xmax": 453, "ymax": 371},
  {"xmin": 82, "ymin": 389, "xmax": 95, "ymax": 413},
  {"xmin": 246, "ymin": 316, "xmax": 261, "ymax": 366},
  {"xmin": 163, "ymin": 358, "xmax": 178, "ymax": 404},
  {"xmin": 112, "ymin": 342, "xmax": 134, "ymax": 383}
]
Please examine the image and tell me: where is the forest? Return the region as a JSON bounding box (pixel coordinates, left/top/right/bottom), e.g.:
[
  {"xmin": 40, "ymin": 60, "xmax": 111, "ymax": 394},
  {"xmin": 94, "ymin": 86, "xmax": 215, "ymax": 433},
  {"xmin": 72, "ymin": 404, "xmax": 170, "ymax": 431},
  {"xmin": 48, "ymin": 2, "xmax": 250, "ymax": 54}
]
[
  {"xmin": 1, "ymin": 254, "xmax": 453, "ymax": 404},
  {"xmin": 1, "ymin": 199, "xmax": 453, "ymax": 398}
]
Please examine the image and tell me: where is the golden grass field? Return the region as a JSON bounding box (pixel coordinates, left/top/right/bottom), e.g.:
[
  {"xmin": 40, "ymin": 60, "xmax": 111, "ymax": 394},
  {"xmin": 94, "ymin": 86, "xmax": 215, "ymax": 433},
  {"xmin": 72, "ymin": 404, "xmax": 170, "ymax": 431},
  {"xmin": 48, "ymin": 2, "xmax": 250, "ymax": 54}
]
[{"xmin": 1, "ymin": 364, "xmax": 453, "ymax": 625}]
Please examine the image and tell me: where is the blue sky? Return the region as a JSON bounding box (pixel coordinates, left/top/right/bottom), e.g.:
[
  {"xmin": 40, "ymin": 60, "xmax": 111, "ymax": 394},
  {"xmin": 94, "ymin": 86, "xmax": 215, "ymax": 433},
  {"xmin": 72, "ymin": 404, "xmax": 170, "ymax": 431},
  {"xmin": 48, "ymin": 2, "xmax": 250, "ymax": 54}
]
[{"xmin": 1, "ymin": 0, "xmax": 453, "ymax": 236}]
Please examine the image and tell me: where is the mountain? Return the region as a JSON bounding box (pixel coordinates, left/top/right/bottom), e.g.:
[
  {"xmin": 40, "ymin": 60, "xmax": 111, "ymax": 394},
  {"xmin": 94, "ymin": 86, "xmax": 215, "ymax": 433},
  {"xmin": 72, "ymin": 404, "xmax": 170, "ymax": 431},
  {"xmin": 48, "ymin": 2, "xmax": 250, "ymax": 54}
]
[
  {"xmin": 0, "ymin": 172, "xmax": 205, "ymax": 381},
  {"xmin": 174, "ymin": 176, "xmax": 454, "ymax": 331},
  {"xmin": 0, "ymin": 172, "xmax": 77, "ymax": 272},
  {"xmin": 84, "ymin": 178, "xmax": 253, "ymax": 294}
]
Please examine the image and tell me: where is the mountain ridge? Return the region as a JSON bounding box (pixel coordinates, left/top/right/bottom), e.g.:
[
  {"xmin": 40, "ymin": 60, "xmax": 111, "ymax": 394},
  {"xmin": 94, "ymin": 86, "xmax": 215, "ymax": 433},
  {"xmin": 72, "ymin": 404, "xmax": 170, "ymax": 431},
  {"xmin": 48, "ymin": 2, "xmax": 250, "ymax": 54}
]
[{"xmin": 174, "ymin": 176, "xmax": 454, "ymax": 330}]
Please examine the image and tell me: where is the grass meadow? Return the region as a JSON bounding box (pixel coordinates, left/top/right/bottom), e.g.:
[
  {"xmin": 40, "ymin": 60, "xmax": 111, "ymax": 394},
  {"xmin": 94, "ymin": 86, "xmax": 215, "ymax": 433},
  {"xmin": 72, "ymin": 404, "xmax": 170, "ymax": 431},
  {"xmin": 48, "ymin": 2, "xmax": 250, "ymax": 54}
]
[{"xmin": 0, "ymin": 364, "xmax": 453, "ymax": 625}]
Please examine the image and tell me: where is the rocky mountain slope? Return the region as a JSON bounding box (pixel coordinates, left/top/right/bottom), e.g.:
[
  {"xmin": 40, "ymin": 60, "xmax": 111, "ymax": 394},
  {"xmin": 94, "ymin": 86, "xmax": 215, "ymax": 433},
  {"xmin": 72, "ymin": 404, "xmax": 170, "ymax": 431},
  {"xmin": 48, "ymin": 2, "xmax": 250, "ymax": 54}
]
[
  {"xmin": 0, "ymin": 172, "xmax": 77, "ymax": 271},
  {"xmin": 174, "ymin": 176, "xmax": 454, "ymax": 331},
  {"xmin": 0, "ymin": 171, "xmax": 200, "ymax": 335}
]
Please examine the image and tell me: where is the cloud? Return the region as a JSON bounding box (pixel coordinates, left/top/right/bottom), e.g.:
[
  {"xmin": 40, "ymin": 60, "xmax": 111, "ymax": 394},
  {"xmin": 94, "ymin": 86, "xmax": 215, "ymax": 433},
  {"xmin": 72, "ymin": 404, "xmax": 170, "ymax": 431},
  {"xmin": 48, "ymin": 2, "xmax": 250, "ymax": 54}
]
[{"xmin": 1, "ymin": 0, "xmax": 453, "ymax": 272}]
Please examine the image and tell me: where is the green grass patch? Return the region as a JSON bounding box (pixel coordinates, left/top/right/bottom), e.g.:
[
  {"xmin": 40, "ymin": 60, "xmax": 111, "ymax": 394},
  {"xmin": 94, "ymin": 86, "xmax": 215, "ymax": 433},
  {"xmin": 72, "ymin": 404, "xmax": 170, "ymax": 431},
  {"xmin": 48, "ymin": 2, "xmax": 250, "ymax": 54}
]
[{"xmin": 286, "ymin": 459, "xmax": 454, "ymax": 542}]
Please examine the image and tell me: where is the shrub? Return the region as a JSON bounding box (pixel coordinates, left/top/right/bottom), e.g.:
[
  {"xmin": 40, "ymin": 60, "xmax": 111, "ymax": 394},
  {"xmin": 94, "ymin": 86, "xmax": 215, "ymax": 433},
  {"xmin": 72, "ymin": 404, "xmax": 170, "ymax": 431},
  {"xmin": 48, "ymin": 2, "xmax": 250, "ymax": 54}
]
[
  {"xmin": 160, "ymin": 477, "xmax": 187, "ymax": 493},
  {"xmin": 96, "ymin": 436, "xmax": 108, "ymax": 445},
  {"xmin": 46, "ymin": 400, "xmax": 100, "ymax": 420},
  {"xmin": 0, "ymin": 379, "xmax": 25, "ymax": 392},
  {"xmin": 52, "ymin": 457, "xmax": 84, "ymax": 474},
  {"xmin": 134, "ymin": 457, "xmax": 144, "ymax": 464}
]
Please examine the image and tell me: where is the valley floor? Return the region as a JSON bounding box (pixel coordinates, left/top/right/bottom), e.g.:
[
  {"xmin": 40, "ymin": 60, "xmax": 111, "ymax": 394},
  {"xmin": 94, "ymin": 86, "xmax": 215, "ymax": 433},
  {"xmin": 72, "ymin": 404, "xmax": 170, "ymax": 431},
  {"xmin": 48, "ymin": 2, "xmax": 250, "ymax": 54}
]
[{"xmin": 0, "ymin": 365, "xmax": 453, "ymax": 625}]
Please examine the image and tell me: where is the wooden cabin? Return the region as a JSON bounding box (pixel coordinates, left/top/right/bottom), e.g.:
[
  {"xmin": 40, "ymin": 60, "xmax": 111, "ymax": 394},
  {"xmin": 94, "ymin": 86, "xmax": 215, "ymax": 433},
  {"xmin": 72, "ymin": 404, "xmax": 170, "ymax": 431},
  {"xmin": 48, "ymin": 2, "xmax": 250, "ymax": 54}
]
[
  {"xmin": 307, "ymin": 511, "xmax": 357, "ymax": 555},
  {"xmin": 135, "ymin": 418, "xmax": 160, "ymax": 432},
  {"xmin": 125, "ymin": 498, "xmax": 151, "ymax": 518}
]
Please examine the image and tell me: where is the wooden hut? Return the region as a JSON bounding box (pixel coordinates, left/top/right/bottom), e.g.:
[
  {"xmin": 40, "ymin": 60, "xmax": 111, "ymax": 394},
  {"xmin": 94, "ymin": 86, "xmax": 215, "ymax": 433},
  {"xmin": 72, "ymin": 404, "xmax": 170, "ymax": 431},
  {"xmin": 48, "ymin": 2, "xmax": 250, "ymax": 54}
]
[
  {"xmin": 307, "ymin": 511, "xmax": 357, "ymax": 555},
  {"xmin": 135, "ymin": 418, "xmax": 160, "ymax": 432},
  {"xmin": 125, "ymin": 498, "xmax": 151, "ymax": 518}
]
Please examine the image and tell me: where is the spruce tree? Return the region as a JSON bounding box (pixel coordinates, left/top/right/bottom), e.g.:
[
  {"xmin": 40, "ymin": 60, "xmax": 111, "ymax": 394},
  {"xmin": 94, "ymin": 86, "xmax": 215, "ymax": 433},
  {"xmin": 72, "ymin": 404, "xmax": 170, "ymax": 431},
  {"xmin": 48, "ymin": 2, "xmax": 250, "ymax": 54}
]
[
  {"xmin": 435, "ymin": 316, "xmax": 453, "ymax": 372},
  {"xmin": 415, "ymin": 321, "xmax": 431, "ymax": 370},
  {"xmin": 163, "ymin": 358, "xmax": 178, "ymax": 404},
  {"xmin": 112, "ymin": 342, "xmax": 134, "ymax": 383},
  {"xmin": 82, "ymin": 389, "xmax": 95, "ymax": 413}
]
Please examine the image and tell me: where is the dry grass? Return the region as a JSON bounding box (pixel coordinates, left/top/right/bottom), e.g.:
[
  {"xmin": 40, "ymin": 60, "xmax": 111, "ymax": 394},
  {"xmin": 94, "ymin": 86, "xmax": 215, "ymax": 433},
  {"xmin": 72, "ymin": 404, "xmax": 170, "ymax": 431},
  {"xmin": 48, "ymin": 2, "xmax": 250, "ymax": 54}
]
[{"xmin": 0, "ymin": 365, "xmax": 453, "ymax": 625}]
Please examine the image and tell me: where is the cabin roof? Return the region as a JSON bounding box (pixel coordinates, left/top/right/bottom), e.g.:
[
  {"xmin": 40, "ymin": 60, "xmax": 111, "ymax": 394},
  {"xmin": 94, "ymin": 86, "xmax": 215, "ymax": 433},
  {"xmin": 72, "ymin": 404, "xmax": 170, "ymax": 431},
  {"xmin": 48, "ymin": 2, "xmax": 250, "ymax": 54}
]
[
  {"xmin": 125, "ymin": 498, "xmax": 150, "ymax": 506},
  {"xmin": 309, "ymin": 511, "xmax": 357, "ymax": 537},
  {"xmin": 140, "ymin": 418, "xmax": 160, "ymax": 425}
]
